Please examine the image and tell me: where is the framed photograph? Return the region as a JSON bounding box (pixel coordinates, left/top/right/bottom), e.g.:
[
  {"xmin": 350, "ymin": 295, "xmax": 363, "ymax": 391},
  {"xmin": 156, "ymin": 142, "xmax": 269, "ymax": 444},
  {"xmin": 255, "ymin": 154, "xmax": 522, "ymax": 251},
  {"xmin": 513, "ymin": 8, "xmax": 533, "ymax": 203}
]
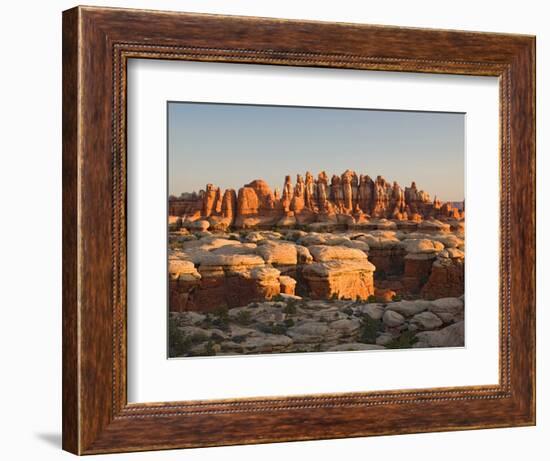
[{"xmin": 62, "ymin": 6, "xmax": 535, "ymax": 455}]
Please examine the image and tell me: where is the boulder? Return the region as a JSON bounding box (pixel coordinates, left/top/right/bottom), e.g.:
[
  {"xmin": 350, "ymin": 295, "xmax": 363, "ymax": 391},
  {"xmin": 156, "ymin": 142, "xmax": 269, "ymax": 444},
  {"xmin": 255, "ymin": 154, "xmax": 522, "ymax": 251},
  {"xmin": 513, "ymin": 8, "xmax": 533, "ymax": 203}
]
[
  {"xmin": 375, "ymin": 288, "xmax": 396, "ymax": 303},
  {"xmin": 355, "ymin": 303, "xmax": 385, "ymax": 320},
  {"xmin": 382, "ymin": 310, "xmax": 405, "ymax": 327},
  {"xmin": 296, "ymin": 245, "xmax": 313, "ymax": 264},
  {"xmin": 303, "ymin": 259, "xmax": 376, "ymax": 301},
  {"xmin": 183, "ymin": 219, "xmax": 210, "ymax": 232},
  {"xmin": 428, "ymin": 297, "xmax": 465, "ymax": 323},
  {"xmin": 287, "ymin": 321, "xmax": 331, "ymax": 343},
  {"xmin": 330, "ymin": 318, "xmax": 361, "ymax": 336},
  {"xmin": 279, "ymin": 275, "xmax": 297, "ymax": 295},
  {"xmin": 376, "ymin": 332, "xmax": 394, "ymax": 346},
  {"xmin": 387, "ymin": 299, "xmax": 431, "ymax": 317},
  {"xmin": 402, "ymin": 239, "xmax": 445, "ymax": 254},
  {"xmin": 415, "ymin": 321, "xmax": 465, "ymax": 347},
  {"xmin": 410, "ymin": 311, "xmax": 443, "ymax": 330},
  {"xmin": 308, "ymin": 245, "xmax": 368, "ymax": 262},
  {"xmin": 297, "ymin": 233, "xmax": 327, "ymax": 246},
  {"xmin": 418, "ymin": 219, "xmax": 451, "ymax": 233},
  {"xmin": 256, "ymin": 240, "xmax": 298, "ymax": 265}
]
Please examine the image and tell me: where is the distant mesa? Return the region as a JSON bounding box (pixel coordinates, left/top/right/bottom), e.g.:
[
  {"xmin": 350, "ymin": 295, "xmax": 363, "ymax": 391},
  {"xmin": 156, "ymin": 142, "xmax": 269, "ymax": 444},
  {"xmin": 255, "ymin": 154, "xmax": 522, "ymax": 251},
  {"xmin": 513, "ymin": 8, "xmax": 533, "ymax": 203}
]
[{"xmin": 169, "ymin": 170, "xmax": 464, "ymax": 232}]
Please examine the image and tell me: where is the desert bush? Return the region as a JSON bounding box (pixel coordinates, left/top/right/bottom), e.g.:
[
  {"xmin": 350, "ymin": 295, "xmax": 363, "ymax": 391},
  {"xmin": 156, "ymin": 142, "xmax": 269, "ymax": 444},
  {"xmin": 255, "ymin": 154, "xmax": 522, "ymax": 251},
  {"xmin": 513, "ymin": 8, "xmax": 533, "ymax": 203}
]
[
  {"xmin": 259, "ymin": 322, "xmax": 287, "ymax": 335},
  {"xmin": 234, "ymin": 310, "xmax": 252, "ymax": 325},
  {"xmin": 204, "ymin": 340, "xmax": 216, "ymax": 355},
  {"xmin": 271, "ymin": 323, "xmax": 287, "ymax": 335},
  {"xmin": 359, "ymin": 315, "xmax": 382, "ymax": 344},
  {"xmin": 168, "ymin": 317, "xmax": 192, "ymax": 357},
  {"xmin": 342, "ymin": 306, "xmax": 354, "ymax": 316},
  {"xmin": 283, "ymin": 299, "xmax": 298, "ymax": 314},
  {"xmin": 385, "ymin": 331, "xmax": 418, "ymax": 349},
  {"xmin": 211, "ymin": 308, "xmax": 230, "ymax": 330}
]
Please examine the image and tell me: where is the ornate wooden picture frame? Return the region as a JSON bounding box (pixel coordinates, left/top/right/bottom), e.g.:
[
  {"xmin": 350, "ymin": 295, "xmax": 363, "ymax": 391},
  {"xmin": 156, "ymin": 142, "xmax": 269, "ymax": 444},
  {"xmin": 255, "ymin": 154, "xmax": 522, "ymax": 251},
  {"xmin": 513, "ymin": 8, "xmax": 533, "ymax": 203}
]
[{"xmin": 62, "ymin": 5, "xmax": 535, "ymax": 455}]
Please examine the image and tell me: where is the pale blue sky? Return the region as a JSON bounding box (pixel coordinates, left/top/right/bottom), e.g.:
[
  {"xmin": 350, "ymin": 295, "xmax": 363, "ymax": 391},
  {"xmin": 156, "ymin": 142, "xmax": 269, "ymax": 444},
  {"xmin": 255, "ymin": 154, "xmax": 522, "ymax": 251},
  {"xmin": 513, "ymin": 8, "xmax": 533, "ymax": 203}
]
[{"xmin": 168, "ymin": 102, "xmax": 464, "ymax": 202}]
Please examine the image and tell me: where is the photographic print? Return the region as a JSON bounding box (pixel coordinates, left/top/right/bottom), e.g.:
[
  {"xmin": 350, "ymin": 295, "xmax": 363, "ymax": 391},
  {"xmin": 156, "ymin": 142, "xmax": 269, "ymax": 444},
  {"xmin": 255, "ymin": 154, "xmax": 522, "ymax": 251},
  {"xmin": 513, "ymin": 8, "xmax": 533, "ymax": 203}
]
[{"xmin": 168, "ymin": 102, "xmax": 465, "ymax": 358}]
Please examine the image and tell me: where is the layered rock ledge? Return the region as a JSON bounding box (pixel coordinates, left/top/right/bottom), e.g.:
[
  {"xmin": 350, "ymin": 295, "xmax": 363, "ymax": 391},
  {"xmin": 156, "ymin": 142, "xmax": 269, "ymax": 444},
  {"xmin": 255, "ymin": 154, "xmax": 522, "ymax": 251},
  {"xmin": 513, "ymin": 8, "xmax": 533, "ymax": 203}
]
[{"xmin": 169, "ymin": 225, "xmax": 464, "ymax": 312}]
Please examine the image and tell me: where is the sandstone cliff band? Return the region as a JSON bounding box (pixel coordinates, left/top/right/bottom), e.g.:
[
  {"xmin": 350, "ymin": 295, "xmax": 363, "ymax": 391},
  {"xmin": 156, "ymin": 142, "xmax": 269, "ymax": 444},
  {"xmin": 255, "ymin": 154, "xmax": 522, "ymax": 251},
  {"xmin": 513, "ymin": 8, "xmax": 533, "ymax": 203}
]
[{"xmin": 169, "ymin": 170, "xmax": 464, "ymax": 232}]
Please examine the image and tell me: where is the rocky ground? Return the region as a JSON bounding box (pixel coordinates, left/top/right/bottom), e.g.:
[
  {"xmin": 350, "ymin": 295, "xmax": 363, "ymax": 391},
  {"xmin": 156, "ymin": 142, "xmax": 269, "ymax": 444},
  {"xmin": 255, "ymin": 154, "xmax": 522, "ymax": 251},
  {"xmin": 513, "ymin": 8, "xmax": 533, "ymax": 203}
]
[{"xmin": 169, "ymin": 295, "xmax": 464, "ymax": 357}]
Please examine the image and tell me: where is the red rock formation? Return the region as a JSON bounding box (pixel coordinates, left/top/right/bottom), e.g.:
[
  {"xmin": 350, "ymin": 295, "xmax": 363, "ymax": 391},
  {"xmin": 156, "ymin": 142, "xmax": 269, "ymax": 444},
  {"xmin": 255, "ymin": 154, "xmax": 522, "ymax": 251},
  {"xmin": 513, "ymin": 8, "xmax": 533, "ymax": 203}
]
[
  {"xmin": 421, "ymin": 253, "xmax": 465, "ymax": 300},
  {"xmin": 221, "ymin": 189, "xmax": 237, "ymax": 219},
  {"xmin": 303, "ymin": 245, "xmax": 376, "ymax": 301},
  {"xmin": 168, "ymin": 258, "xmax": 201, "ymax": 312},
  {"xmin": 202, "ymin": 184, "xmax": 219, "ymax": 218},
  {"xmin": 375, "ymin": 288, "xmax": 397, "ymax": 303},
  {"xmin": 304, "ymin": 260, "xmax": 376, "ymax": 301},
  {"xmin": 169, "ymin": 170, "xmax": 463, "ymax": 230},
  {"xmin": 168, "ymin": 192, "xmax": 203, "ymax": 217},
  {"xmin": 237, "ymin": 186, "xmax": 260, "ymax": 216},
  {"xmin": 291, "ymin": 174, "xmax": 306, "ymax": 214},
  {"xmin": 246, "ymin": 179, "xmax": 276, "ymax": 211},
  {"xmin": 279, "ymin": 275, "xmax": 297, "ymax": 295},
  {"xmin": 402, "ymin": 256, "xmax": 435, "ymax": 293},
  {"xmin": 182, "ymin": 254, "xmax": 283, "ymax": 312}
]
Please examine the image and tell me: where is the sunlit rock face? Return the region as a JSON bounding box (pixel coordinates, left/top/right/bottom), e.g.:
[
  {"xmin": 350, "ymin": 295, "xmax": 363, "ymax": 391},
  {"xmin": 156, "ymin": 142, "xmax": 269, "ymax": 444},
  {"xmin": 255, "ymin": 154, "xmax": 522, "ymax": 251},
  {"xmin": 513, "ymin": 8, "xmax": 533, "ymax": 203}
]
[
  {"xmin": 169, "ymin": 170, "xmax": 464, "ymax": 231},
  {"xmin": 168, "ymin": 224, "xmax": 464, "ymax": 312},
  {"xmin": 168, "ymin": 170, "xmax": 464, "ymax": 313}
]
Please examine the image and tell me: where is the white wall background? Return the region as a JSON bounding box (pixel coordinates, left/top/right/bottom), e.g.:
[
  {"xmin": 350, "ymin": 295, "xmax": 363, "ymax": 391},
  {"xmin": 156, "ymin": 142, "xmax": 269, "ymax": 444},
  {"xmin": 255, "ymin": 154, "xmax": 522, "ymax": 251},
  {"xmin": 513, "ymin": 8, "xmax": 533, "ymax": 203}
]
[{"xmin": 0, "ymin": 1, "xmax": 546, "ymax": 459}]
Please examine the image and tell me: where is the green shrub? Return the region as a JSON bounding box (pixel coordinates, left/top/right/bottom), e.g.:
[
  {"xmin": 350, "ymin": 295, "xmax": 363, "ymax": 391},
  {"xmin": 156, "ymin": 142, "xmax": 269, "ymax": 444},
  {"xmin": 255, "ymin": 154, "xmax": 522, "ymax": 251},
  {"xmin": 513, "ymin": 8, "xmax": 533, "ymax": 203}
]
[
  {"xmin": 259, "ymin": 322, "xmax": 288, "ymax": 335},
  {"xmin": 367, "ymin": 295, "xmax": 377, "ymax": 303},
  {"xmin": 211, "ymin": 308, "xmax": 230, "ymax": 330},
  {"xmin": 210, "ymin": 332, "xmax": 225, "ymax": 342},
  {"xmin": 342, "ymin": 306, "xmax": 354, "ymax": 316},
  {"xmin": 235, "ymin": 310, "xmax": 252, "ymax": 325},
  {"xmin": 169, "ymin": 240, "xmax": 185, "ymax": 250},
  {"xmin": 385, "ymin": 331, "xmax": 418, "ymax": 349},
  {"xmin": 189, "ymin": 332, "xmax": 208, "ymax": 343},
  {"xmin": 359, "ymin": 315, "xmax": 382, "ymax": 344},
  {"xmin": 168, "ymin": 317, "xmax": 192, "ymax": 357},
  {"xmin": 204, "ymin": 340, "xmax": 216, "ymax": 355},
  {"xmin": 283, "ymin": 299, "xmax": 298, "ymax": 314},
  {"xmin": 271, "ymin": 323, "xmax": 288, "ymax": 335},
  {"xmin": 392, "ymin": 294, "xmax": 403, "ymax": 302}
]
